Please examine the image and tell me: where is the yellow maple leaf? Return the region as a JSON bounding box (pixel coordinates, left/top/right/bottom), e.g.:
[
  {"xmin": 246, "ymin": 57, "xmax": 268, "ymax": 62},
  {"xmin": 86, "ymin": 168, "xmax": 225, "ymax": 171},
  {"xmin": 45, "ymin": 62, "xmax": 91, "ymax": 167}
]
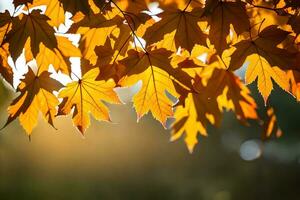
[
  {"xmin": 2, "ymin": 67, "xmax": 63, "ymax": 135},
  {"xmin": 36, "ymin": 35, "xmax": 81, "ymax": 74},
  {"xmin": 172, "ymin": 67, "xmax": 258, "ymax": 152},
  {"xmin": 171, "ymin": 93, "xmax": 209, "ymax": 153},
  {"xmin": 69, "ymin": 12, "xmax": 121, "ymax": 64},
  {"xmin": 229, "ymin": 25, "xmax": 295, "ymax": 103},
  {"xmin": 119, "ymin": 47, "xmax": 193, "ymax": 126},
  {"xmin": 57, "ymin": 68, "xmax": 121, "ymax": 134},
  {"xmin": 248, "ymin": 0, "xmax": 289, "ymax": 32},
  {"xmin": 29, "ymin": 0, "xmax": 66, "ymax": 27}
]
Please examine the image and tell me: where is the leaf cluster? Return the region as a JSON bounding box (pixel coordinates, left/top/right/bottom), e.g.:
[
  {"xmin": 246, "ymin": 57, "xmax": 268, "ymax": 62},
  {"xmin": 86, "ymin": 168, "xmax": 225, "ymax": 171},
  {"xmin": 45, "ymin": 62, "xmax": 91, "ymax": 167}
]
[{"xmin": 1, "ymin": 0, "xmax": 300, "ymax": 152}]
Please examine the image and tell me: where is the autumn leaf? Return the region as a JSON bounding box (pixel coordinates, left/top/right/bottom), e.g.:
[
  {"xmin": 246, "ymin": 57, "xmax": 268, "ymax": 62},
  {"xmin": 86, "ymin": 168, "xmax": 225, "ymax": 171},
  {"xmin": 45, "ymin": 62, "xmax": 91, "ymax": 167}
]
[
  {"xmin": 229, "ymin": 25, "xmax": 295, "ymax": 103},
  {"xmin": 171, "ymin": 77, "xmax": 222, "ymax": 153},
  {"xmin": 171, "ymin": 93, "xmax": 209, "ymax": 153},
  {"xmin": 171, "ymin": 47, "xmax": 258, "ymax": 152},
  {"xmin": 5, "ymin": 10, "xmax": 57, "ymax": 62},
  {"xmin": 29, "ymin": 0, "xmax": 66, "ymax": 27},
  {"xmin": 119, "ymin": 47, "xmax": 193, "ymax": 126},
  {"xmin": 69, "ymin": 13, "xmax": 122, "ymax": 64},
  {"xmin": 206, "ymin": 68, "xmax": 258, "ymax": 122},
  {"xmin": 1, "ymin": 0, "xmax": 300, "ymax": 150},
  {"xmin": 57, "ymin": 68, "xmax": 121, "ymax": 134},
  {"xmin": 2, "ymin": 67, "xmax": 63, "ymax": 135},
  {"xmin": 203, "ymin": 0, "xmax": 250, "ymax": 54},
  {"xmin": 36, "ymin": 35, "xmax": 81, "ymax": 74},
  {"xmin": 92, "ymin": 39, "xmax": 124, "ymax": 82},
  {"xmin": 94, "ymin": 39, "xmax": 115, "ymax": 67},
  {"xmin": 143, "ymin": 7, "xmax": 207, "ymax": 52}
]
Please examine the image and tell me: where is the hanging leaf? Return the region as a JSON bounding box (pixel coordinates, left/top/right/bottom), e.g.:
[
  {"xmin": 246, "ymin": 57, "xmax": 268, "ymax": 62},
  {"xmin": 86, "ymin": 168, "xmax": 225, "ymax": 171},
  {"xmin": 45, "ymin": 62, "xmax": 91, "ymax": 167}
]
[{"xmin": 57, "ymin": 68, "xmax": 121, "ymax": 133}]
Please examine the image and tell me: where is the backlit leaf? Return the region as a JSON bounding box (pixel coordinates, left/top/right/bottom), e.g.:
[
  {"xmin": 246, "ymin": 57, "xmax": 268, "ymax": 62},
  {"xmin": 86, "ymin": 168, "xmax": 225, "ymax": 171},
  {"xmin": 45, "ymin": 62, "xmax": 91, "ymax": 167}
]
[{"xmin": 58, "ymin": 68, "xmax": 121, "ymax": 134}]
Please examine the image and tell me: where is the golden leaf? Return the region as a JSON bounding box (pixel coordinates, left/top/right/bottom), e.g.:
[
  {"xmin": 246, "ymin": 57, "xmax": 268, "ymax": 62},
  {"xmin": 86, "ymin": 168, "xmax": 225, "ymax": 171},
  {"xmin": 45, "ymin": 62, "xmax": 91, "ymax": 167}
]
[
  {"xmin": 58, "ymin": 68, "xmax": 121, "ymax": 133},
  {"xmin": 2, "ymin": 67, "xmax": 63, "ymax": 134},
  {"xmin": 229, "ymin": 25, "xmax": 295, "ymax": 103},
  {"xmin": 119, "ymin": 47, "xmax": 193, "ymax": 126},
  {"xmin": 36, "ymin": 35, "xmax": 81, "ymax": 74}
]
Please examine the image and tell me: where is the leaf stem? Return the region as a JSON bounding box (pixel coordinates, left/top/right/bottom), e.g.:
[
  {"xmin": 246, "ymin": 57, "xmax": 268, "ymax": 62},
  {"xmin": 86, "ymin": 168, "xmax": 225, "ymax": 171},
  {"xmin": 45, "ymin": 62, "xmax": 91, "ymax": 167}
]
[{"xmin": 183, "ymin": 0, "xmax": 192, "ymax": 12}]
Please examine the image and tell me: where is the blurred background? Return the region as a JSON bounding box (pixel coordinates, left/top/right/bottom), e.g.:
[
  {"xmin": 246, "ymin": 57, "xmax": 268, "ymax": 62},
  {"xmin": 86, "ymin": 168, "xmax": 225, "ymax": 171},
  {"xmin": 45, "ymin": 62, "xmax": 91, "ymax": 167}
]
[
  {"xmin": 1, "ymin": 1, "xmax": 300, "ymax": 200},
  {"xmin": 1, "ymin": 68, "xmax": 300, "ymax": 200}
]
